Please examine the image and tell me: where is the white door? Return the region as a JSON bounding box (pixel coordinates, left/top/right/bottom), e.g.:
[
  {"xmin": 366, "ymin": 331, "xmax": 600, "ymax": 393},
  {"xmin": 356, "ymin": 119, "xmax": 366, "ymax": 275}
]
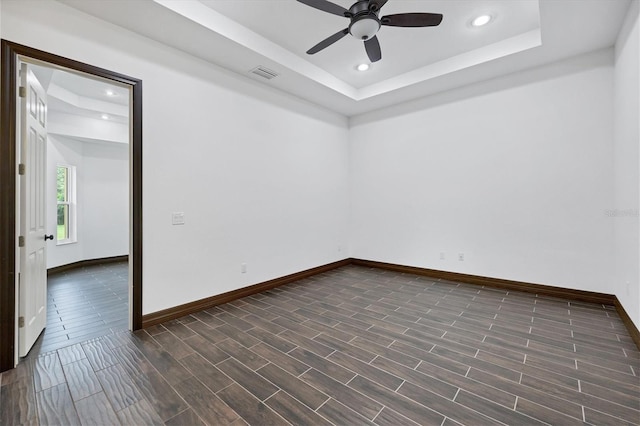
[{"xmin": 19, "ymin": 63, "xmax": 49, "ymax": 356}]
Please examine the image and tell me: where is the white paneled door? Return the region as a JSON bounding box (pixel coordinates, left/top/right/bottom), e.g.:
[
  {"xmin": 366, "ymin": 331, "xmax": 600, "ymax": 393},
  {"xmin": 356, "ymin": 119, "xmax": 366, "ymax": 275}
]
[{"xmin": 19, "ymin": 63, "xmax": 49, "ymax": 357}]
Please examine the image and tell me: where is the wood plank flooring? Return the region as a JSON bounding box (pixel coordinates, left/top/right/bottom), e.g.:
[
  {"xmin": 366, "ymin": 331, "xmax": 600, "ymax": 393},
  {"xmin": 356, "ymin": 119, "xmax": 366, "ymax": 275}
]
[
  {"xmin": 30, "ymin": 262, "xmax": 129, "ymax": 356},
  {"xmin": 2, "ymin": 265, "xmax": 638, "ymax": 425}
]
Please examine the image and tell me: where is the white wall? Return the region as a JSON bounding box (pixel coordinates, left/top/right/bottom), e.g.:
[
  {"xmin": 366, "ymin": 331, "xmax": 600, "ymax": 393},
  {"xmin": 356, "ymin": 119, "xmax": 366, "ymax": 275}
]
[
  {"xmin": 82, "ymin": 141, "xmax": 129, "ymax": 261},
  {"xmin": 1, "ymin": 0, "xmax": 350, "ymax": 314},
  {"xmin": 613, "ymin": 0, "xmax": 640, "ymax": 328},
  {"xmin": 350, "ymin": 49, "xmax": 615, "ymax": 295},
  {"xmin": 46, "ymin": 135, "xmax": 129, "ymax": 269}
]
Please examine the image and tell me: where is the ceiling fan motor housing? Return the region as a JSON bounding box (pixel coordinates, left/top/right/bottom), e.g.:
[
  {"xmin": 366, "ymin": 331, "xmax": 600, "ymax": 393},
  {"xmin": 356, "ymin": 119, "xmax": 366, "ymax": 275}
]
[
  {"xmin": 348, "ymin": 1, "xmax": 381, "ymax": 40},
  {"xmin": 299, "ymin": 0, "xmax": 442, "ymax": 62}
]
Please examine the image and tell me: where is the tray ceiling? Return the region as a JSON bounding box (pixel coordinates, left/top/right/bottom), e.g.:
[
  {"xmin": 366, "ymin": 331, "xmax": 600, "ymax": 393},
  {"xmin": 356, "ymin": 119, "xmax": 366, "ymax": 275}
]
[{"xmin": 58, "ymin": 0, "xmax": 631, "ymax": 116}]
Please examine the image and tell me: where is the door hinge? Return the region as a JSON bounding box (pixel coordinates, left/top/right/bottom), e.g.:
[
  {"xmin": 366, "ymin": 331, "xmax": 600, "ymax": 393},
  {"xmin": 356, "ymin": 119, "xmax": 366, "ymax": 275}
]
[
  {"xmin": 18, "ymin": 236, "xmax": 25, "ymax": 247},
  {"xmin": 18, "ymin": 316, "xmax": 25, "ymax": 328},
  {"xmin": 18, "ymin": 163, "xmax": 25, "ymax": 175},
  {"xmin": 19, "ymin": 86, "xmax": 26, "ymax": 98}
]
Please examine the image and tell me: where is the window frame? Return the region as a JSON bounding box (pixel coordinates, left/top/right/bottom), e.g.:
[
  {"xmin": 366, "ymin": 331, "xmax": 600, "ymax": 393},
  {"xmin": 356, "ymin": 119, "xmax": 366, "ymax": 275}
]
[{"xmin": 56, "ymin": 164, "xmax": 77, "ymax": 245}]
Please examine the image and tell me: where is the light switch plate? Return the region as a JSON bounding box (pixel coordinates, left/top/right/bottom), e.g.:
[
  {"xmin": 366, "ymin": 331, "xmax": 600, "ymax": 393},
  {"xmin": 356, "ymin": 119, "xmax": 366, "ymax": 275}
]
[{"xmin": 172, "ymin": 212, "xmax": 185, "ymax": 225}]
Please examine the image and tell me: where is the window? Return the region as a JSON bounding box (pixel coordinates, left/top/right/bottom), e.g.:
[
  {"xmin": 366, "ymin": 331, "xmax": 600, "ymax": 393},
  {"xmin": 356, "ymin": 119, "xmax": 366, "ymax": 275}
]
[{"xmin": 56, "ymin": 165, "xmax": 76, "ymax": 244}]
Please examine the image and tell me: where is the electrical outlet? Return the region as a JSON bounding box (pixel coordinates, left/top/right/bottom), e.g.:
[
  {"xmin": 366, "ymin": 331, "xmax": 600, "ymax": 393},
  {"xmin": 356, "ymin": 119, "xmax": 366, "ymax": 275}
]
[
  {"xmin": 338, "ymin": 245, "xmax": 342, "ymax": 252},
  {"xmin": 439, "ymin": 252, "xmax": 445, "ymax": 260},
  {"xmin": 458, "ymin": 253, "xmax": 464, "ymax": 261},
  {"xmin": 171, "ymin": 212, "xmax": 185, "ymax": 225},
  {"xmin": 241, "ymin": 263, "xmax": 247, "ymax": 273}
]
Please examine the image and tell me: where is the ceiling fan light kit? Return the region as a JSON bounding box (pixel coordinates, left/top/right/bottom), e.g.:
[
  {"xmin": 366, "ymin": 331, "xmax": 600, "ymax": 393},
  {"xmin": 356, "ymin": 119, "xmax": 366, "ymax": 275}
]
[
  {"xmin": 298, "ymin": 0, "xmax": 443, "ymax": 63},
  {"xmin": 349, "ymin": 15, "xmax": 381, "ymax": 40}
]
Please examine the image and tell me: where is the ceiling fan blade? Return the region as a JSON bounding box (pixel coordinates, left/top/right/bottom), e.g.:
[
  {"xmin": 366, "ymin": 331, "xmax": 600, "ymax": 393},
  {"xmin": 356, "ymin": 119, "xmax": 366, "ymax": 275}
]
[
  {"xmin": 307, "ymin": 28, "xmax": 349, "ymax": 55},
  {"xmin": 297, "ymin": 0, "xmax": 349, "ymax": 17},
  {"xmin": 381, "ymin": 13, "xmax": 443, "ymax": 27},
  {"xmin": 364, "ymin": 36, "xmax": 381, "ymax": 62}
]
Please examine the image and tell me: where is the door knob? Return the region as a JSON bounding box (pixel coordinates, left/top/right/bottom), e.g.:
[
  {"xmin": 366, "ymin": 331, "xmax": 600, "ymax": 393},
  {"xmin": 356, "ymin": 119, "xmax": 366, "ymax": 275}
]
[{"xmin": 44, "ymin": 234, "xmax": 54, "ymax": 241}]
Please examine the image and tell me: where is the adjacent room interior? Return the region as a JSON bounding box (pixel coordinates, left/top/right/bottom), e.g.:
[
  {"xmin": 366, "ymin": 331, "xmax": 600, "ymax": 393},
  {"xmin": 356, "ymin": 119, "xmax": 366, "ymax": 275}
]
[
  {"xmin": 28, "ymin": 64, "xmax": 130, "ymax": 355},
  {"xmin": 0, "ymin": 0, "xmax": 638, "ymax": 425}
]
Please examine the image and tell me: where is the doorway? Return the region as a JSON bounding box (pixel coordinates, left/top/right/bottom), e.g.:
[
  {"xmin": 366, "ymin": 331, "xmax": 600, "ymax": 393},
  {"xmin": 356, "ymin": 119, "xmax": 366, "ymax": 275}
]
[
  {"xmin": 28, "ymin": 62, "xmax": 130, "ymax": 356},
  {"xmin": 0, "ymin": 40, "xmax": 143, "ymax": 373}
]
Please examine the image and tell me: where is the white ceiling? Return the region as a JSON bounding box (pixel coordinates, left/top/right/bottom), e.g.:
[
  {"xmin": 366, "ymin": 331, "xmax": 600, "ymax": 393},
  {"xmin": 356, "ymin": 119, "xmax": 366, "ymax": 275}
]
[
  {"xmin": 30, "ymin": 63, "xmax": 130, "ymax": 144},
  {"xmin": 201, "ymin": 0, "xmax": 541, "ymax": 88},
  {"xmin": 49, "ymin": 71, "xmax": 130, "ymax": 107},
  {"xmin": 31, "ymin": 64, "xmax": 129, "ymax": 123},
  {"xmin": 58, "ymin": 0, "xmax": 631, "ymax": 116}
]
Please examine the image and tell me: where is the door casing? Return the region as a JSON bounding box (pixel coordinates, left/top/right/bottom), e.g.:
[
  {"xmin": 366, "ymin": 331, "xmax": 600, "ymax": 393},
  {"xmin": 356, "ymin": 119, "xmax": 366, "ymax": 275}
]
[{"xmin": 0, "ymin": 40, "xmax": 143, "ymax": 372}]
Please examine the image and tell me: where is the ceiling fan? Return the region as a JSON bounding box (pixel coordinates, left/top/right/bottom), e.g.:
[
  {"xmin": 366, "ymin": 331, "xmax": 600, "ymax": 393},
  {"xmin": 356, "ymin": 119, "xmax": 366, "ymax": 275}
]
[{"xmin": 297, "ymin": 0, "xmax": 443, "ymax": 63}]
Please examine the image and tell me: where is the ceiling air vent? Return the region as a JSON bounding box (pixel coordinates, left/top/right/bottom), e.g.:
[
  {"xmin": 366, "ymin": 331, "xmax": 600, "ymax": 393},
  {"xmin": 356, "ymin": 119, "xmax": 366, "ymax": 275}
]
[{"xmin": 250, "ymin": 66, "xmax": 278, "ymax": 80}]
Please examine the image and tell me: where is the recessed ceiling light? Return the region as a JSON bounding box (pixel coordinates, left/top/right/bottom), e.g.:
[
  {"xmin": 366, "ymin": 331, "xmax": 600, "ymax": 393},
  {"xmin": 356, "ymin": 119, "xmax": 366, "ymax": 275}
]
[
  {"xmin": 356, "ymin": 63, "xmax": 370, "ymax": 71},
  {"xmin": 471, "ymin": 15, "xmax": 492, "ymax": 27},
  {"xmin": 105, "ymin": 89, "xmax": 116, "ymax": 97},
  {"xmin": 101, "ymin": 114, "xmax": 109, "ymax": 120}
]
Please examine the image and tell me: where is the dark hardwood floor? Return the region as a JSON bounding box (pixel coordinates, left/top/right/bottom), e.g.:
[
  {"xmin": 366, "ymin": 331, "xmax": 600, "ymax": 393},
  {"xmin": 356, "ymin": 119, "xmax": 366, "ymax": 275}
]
[
  {"xmin": 1, "ymin": 264, "xmax": 638, "ymax": 425},
  {"xmin": 29, "ymin": 261, "xmax": 129, "ymax": 356}
]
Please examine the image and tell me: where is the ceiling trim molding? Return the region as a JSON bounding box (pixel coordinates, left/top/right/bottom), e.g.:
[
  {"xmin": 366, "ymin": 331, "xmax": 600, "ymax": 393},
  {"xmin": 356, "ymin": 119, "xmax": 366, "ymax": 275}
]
[
  {"xmin": 48, "ymin": 82, "xmax": 129, "ymax": 117},
  {"xmin": 359, "ymin": 28, "xmax": 541, "ymax": 99}
]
